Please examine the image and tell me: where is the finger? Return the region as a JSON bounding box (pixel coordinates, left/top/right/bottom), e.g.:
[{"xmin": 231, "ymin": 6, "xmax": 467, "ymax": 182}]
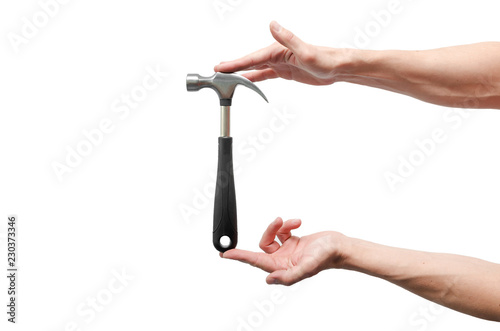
[
  {"xmin": 222, "ymin": 249, "xmax": 277, "ymax": 273},
  {"xmin": 269, "ymin": 21, "xmax": 305, "ymax": 54},
  {"xmin": 259, "ymin": 217, "xmax": 283, "ymax": 253},
  {"xmin": 266, "ymin": 264, "xmax": 307, "ymax": 286},
  {"xmin": 214, "ymin": 45, "xmax": 274, "ymax": 73},
  {"xmin": 277, "ymin": 218, "xmax": 302, "ymax": 244},
  {"xmin": 242, "ymin": 68, "xmax": 279, "ymax": 83}
]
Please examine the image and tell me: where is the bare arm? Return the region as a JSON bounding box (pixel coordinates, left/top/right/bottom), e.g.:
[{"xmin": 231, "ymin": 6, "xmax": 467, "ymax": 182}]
[
  {"xmin": 342, "ymin": 237, "xmax": 500, "ymax": 321},
  {"xmin": 215, "ymin": 21, "xmax": 500, "ymax": 109},
  {"xmin": 338, "ymin": 44, "xmax": 500, "ymax": 108},
  {"xmin": 222, "ymin": 218, "xmax": 500, "ymax": 322}
]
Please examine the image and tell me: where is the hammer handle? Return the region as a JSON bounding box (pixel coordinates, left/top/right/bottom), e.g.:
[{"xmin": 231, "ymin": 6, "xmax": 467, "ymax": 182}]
[{"xmin": 213, "ymin": 137, "xmax": 238, "ymax": 252}]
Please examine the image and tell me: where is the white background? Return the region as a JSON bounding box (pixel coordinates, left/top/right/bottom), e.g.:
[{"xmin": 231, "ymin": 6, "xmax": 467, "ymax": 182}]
[{"xmin": 1, "ymin": 0, "xmax": 500, "ymax": 330}]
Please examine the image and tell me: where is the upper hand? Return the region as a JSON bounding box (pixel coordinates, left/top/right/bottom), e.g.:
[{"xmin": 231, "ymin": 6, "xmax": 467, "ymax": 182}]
[
  {"xmin": 221, "ymin": 217, "xmax": 347, "ymax": 285},
  {"xmin": 214, "ymin": 21, "xmax": 342, "ymax": 86}
]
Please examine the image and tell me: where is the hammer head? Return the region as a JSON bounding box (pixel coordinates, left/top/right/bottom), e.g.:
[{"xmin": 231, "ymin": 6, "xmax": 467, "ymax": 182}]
[{"xmin": 186, "ymin": 72, "xmax": 268, "ymax": 106}]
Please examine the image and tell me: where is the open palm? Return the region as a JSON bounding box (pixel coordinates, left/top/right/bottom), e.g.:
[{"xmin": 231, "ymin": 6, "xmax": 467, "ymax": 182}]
[{"xmin": 221, "ymin": 217, "xmax": 345, "ymax": 285}]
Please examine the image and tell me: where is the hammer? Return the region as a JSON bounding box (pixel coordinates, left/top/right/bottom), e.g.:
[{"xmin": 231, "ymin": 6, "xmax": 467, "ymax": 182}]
[{"xmin": 186, "ymin": 72, "xmax": 268, "ymax": 252}]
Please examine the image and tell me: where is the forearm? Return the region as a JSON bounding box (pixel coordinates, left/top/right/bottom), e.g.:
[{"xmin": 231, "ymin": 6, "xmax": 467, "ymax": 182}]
[
  {"xmin": 339, "ymin": 236, "xmax": 500, "ymax": 321},
  {"xmin": 334, "ymin": 43, "xmax": 500, "ymax": 109}
]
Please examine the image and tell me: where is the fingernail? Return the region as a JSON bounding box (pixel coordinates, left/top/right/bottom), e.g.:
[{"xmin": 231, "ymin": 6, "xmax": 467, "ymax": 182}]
[
  {"xmin": 273, "ymin": 279, "xmax": 279, "ymax": 284},
  {"xmin": 271, "ymin": 21, "xmax": 282, "ymax": 33}
]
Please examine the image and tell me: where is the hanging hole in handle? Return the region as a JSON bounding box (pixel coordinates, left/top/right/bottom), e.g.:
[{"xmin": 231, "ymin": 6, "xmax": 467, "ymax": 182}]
[{"xmin": 220, "ymin": 236, "xmax": 231, "ymax": 249}]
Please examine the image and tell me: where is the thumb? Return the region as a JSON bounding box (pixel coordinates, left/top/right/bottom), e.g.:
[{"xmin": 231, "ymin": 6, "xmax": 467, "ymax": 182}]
[
  {"xmin": 269, "ymin": 21, "xmax": 305, "ymax": 54},
  {"xmin": 266, "ymin": 265, "xmax": 307, "ymax": 286}
]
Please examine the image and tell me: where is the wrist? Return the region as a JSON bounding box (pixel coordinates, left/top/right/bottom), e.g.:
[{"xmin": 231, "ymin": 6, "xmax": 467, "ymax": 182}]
[
  {"xmin": 327, "ymin": 231, "xmax": 353, "ymax": 269},
  {"xmin": 338, "ymin": 236, "xmax": 411, "ymax": 282},
  {"xmin": 332, "ymin": 48, "xmax": 383, "ymax": 82}
]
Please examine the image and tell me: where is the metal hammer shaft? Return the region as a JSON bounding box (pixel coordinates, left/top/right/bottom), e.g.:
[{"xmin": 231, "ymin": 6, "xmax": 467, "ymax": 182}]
[{"xmin": 221, "ymin": 106, "xmax": 230, "ymax": 137}]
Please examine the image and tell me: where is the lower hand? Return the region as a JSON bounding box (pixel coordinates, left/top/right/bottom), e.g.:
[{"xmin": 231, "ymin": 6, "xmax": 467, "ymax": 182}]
[{"xmin": 221, "ymin": 217, "xmax": 347, "ymax": 285}]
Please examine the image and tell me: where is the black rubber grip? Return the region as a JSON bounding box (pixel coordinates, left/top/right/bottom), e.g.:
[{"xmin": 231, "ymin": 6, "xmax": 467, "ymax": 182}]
[{"xmin": 213, "ymin": 137, "xmax": 238, "ymax": 252}]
